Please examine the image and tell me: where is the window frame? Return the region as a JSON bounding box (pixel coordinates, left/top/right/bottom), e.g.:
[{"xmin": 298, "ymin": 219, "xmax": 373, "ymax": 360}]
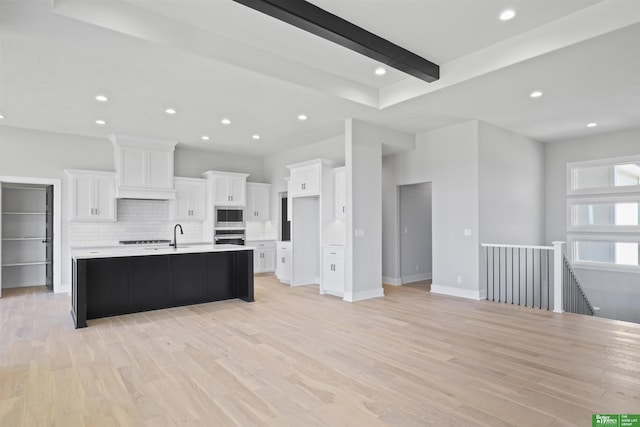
[
  {"xmin": 566, "ymin": 155, "xmax": 640, "ymax": 274},
  {"xmin": 566, "ymin": 155, "xmax": 640, "ymax": 196}
]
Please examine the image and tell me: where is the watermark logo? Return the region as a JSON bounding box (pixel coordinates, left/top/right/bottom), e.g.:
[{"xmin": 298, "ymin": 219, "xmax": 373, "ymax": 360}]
[{"xmin": 593, "ymin": 414, "xmax": 640, "ymax": 427}]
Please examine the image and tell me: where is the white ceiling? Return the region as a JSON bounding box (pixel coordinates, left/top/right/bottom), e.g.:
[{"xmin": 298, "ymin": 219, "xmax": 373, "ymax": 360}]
[{"xmin": 0, "ymin": 0, "xmax": 639, "ymax": 157}]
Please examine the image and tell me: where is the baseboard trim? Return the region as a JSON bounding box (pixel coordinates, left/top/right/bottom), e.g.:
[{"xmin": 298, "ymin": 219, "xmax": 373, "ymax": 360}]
[
  {"xmin": 382, "ymin": 276, "xmax": 401, "ymax": 286},
  {"xmin": 343, "ymin": 287, "xmax": 385, "ymax": 302},
  {"xmin": 431, "ymin": 284, "xmax": 484, "ymax": 300},
  {"xmin": 401, "ymin": 273, "xmax": 432, "ymax": 284}
]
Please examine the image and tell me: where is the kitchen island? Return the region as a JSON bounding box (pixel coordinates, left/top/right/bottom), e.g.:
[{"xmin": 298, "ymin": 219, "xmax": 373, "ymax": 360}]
[{"xmin": 71, "ymin": 244, "xmax": 254, "ymax": 328}]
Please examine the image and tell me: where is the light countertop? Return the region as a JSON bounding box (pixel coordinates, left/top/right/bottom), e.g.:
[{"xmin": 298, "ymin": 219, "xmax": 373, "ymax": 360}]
[{"xmin": 71, "ymin": 243, "xmax": 254, "ymax": 259}]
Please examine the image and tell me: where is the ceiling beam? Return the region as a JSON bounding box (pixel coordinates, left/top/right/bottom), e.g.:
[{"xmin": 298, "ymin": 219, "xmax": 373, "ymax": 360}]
[{"xmin": 232, "ymin": 0, "xmax": 440, "ymax": 83}]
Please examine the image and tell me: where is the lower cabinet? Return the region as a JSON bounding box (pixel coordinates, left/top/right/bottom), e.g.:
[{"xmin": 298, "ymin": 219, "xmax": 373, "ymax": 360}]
[
  {"xmin": 74, "ymin": 250, "xmax": 254, "ymax": 328},
  {"xmin": 276, "ymin": 241, "xmax": 292, "ymax": 285},
  {"xmin": 247, "ymin": 240, "xmax": 276, "ymax": 273},
  {"xmin": 322, "ymin": 245, "xmax": 344, "ymax": 297}
]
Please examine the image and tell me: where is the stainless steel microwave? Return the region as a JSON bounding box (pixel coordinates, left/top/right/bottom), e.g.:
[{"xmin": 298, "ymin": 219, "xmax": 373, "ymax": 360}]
[{"xmin": 215, "ymin": 207, "xmax": 244, "ymax": 228}]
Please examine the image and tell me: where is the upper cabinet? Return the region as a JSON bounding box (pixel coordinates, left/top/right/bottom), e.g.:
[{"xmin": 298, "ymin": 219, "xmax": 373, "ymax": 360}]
[
  {"xmin": 334, "ymin": 167, "xmax": 346, "ymax": 220},
  {"xmin": 246, "ymin": 183, "xmax": 271, "ymax": 221},
  {"xmin": 287, "ymin": 159, "xmax": 334, "ymax": 198},
  {"xmin": 202, "ymin": 171, "xmax": 249, "ymax": 207},
  {"xmin": 66, "ymin": 170, "xmax": 117, "ymax": 221},
  {"xmin": 110, "ymin": 134, "xmax": 177, "ymax": 200},
  {"xmin": 170, "ymin": 177, "xmax": 207, "ymax": 221}
]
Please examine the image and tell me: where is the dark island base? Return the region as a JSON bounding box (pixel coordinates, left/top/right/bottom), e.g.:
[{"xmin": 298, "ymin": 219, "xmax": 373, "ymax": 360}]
[{"xmin": 72, "ymin": 250, "xmax": 254, "ymax": 328}]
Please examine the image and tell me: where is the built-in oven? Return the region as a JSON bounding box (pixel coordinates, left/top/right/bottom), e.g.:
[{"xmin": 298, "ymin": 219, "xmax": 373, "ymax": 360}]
[
  {"xmin": 215, "ymin": 207, "xmax": 244, "ymax": 228},
  {"xmin": 214, "ymin": 229, "xmax": 245, "ymax": 246}
]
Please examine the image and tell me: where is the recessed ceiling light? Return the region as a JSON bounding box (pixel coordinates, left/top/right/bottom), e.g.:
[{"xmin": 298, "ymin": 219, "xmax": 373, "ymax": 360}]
[
  {"xmin": 0, "ymin": 114, "xmax": 5, "ymax": 119},
  {"xmin": 587, "ymin": 122, "xmax": 598, "ymax": 128},
  {"xmin": 95, "ymin": 119, "xmax": 107, "ymax": 125},
  {"xmin": 221, "ymin": 118, "xmax": 231, "ymax": 125},
  {"xmin": 500, "ymin": 9, "xmax": 516, "ymax": 21},
  {"xmin": 165, "ymin": 108, "xmax": 177, "ymax": 115},
  {"xmin": 201, "ymin": 135, "xmax": 210, "ymax": 141},
  {"xmin": 375, "ymin": 67, "xmax": 387, "ymax": 76},
  {"xmin": 252, "ymin": 134, "xmax": 260, "ymax": 140},
  {"xmin": 530, "ymin": 91, "xmax": 543, "ymax": 98},
  {"xmin": 95, "ymin": 94, "xmax": 109, "ymax": 102},
  {"xmin": 298, "ymin": 114, "xmax": 308, "ymax": 121}
]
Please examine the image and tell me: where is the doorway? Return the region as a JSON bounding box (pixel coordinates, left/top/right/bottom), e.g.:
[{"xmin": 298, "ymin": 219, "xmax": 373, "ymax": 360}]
[
  {"xmin": 399, "ymin": 183, "xmax": 432, "ymax": 286},
  {"xmin": 0, "ymin": 177, "xmax": 62, "ymax": 297}
]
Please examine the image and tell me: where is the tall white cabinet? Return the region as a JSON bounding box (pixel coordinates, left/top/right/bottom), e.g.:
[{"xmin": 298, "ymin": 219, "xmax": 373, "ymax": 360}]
[{"xmin": 285, "ymin": 159, "xmax": 334, "ymax": 288}]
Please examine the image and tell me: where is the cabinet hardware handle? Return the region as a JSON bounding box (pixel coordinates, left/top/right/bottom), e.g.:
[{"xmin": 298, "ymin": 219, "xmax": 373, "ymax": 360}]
[{"xmin": 342, "ymin": 206, "xmax": 345, "ymax": 213}]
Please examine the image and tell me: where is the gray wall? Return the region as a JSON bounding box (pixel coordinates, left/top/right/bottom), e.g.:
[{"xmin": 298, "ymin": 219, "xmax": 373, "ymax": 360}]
[
  {"xmin": 399, "ymin": 183, "xmax": 432, "ymax": 282},
  {"xmin": 174, "ymin": 147, "xmax": 264, "ymax": 181},
  {"xmin": 383, "ymin": 120, "xmax": 481, "ymax": 298},
  {"xmin": 478, "ymin": 122, "xmax": 545, "ymax": 245},
  {"xmin": 544, "ymin": 127, "xmax": 640, "ymax": 323}
]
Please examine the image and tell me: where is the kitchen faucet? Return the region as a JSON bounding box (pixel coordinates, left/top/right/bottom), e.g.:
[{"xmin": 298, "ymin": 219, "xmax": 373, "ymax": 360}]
[{"xmin": 171, "ymin": 224, "xmax": 183, "ymax": 249}]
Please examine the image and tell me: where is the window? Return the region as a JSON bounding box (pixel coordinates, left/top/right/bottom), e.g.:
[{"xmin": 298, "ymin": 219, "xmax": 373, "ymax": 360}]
[{"xmin": 567, "ymin": 156, "xmax": 640, "ymax": 273}]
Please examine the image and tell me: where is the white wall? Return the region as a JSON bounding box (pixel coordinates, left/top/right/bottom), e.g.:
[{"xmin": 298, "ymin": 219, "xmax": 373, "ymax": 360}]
[
  {"xmin": 478, "ymin": 122, "xmax": 545, "ymax": 245},
  {"xmin": 544, "ymin": 127, "xmax": 640, "ymax": 323},
  {"xmin": 383, "ymin": 121, "xmax": 481, "ymax": 299},
  {"xmin": 346, "ymin": 119, "xmax": 414, "ymax": 301},
  {"xmin": 399, "ymin": 183, "xmax": 432, "ymax": 283}
]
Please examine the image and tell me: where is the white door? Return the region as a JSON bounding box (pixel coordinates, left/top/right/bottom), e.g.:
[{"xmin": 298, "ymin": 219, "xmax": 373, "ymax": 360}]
[
  {"xmin": 94, "ymin": 175, "xmax": 115, "ymax": 220},
  {"xmin": 215, "ymin": 176, "xmax": 230, "ymax": 205},
  {"xmin": 254, "ymin": 185, "xmax": 270, "ymax": 221},
  {"xmin": 334, "ymin": 168, "xmax": 346, "ymax": 220},
  {"xmin": 73, "ymin": 175, "xmax": 95, "ymax": 220},
  {"xmin": 173, "ymin": 180, "xmax": 192, "ymax": 219},
  {"xmin": 229, "ymin": 176, "xmax": 245, "ymax": 205},
  {"xmin": 190, "ymin": 181, "xmax": 207, "ymax": 220}
]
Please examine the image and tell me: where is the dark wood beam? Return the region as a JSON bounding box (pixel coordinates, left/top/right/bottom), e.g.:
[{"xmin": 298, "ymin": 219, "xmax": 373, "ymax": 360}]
[{"xmin": 232, "ymin": 0, "xmax": 440, "ymax": 82}]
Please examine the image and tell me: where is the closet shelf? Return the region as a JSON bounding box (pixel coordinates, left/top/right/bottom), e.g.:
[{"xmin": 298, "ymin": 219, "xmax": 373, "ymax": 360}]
[
  {"xmin": 2, "ymin": 237, "xmax": 46, "ymax": 241},
  {"xmin": 3, "ymin": 261, "xmax": 50, "ymax": 267},
  {"xmin": 2, "ymin": 212, "xmax": 47, "ymax": 215}
]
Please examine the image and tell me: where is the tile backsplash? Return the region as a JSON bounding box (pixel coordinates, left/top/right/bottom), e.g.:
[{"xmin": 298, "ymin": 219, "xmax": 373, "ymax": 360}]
[
  {"xmin": 68, "ymin": 199, "xmax": 203, "ymax": 247},
  {"xmin": 245, "ymin": 221, "xmax": 277, "ymax": 241}
]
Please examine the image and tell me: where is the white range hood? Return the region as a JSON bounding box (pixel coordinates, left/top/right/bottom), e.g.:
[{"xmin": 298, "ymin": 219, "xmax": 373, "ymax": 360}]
[{"xmin": 110, "ymin": 134, "xmax": 178, "ymax": 200}]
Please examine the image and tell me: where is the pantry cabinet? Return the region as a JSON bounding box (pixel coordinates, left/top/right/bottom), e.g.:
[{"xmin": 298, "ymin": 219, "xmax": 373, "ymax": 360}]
[{"xmin": 333, "ymin": 167, "xmax": 346, "ymax": 220}]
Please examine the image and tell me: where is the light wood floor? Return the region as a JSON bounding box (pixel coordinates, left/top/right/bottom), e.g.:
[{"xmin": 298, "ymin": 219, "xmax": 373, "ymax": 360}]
[{"xmin": 1, "ymin": 277, "xmax": 638, "ymax": 426}]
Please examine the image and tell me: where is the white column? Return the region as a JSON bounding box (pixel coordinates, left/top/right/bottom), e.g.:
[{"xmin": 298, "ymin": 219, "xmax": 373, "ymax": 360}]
[{"xmin": 552, "ymin": 241, "xmax": 564, "ymax": 313}]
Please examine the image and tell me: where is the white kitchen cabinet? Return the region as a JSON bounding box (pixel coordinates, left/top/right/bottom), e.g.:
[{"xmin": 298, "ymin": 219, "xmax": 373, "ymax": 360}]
[
  {"xmin": 322, "ymin": 245, "xmax": 344, "ymax": 297},
  {"xmin": 247, "ymin": 240, "xmax": 276, "ymax": 273},
  {"xmin": 66, "ymin": 170, "xmax": 116, "ymax": 221},
  {"xmin": 333, "ymin": 167, "xmax": 346, "ymax": 220},
  {"xmin": 110, "ymin": 134, "xmax": 177, "ymax": 200},
  {"xmin": 276, "ymin": 241, "xmax": 292, "ymax": 284},
  {"xmin": 203, "ymin": 171, "xmax": 249, "ymax": 206},
  {"xmin": 288, "ymin": 162, "xmax": 321, "ymax": 198},
  {"xmin": 246, "ymin": 183, "xmax": 270, "ymax": 221},
  {"xmin": 170, "ymin": 177, "xmax": 207, "ymax": 221}
]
